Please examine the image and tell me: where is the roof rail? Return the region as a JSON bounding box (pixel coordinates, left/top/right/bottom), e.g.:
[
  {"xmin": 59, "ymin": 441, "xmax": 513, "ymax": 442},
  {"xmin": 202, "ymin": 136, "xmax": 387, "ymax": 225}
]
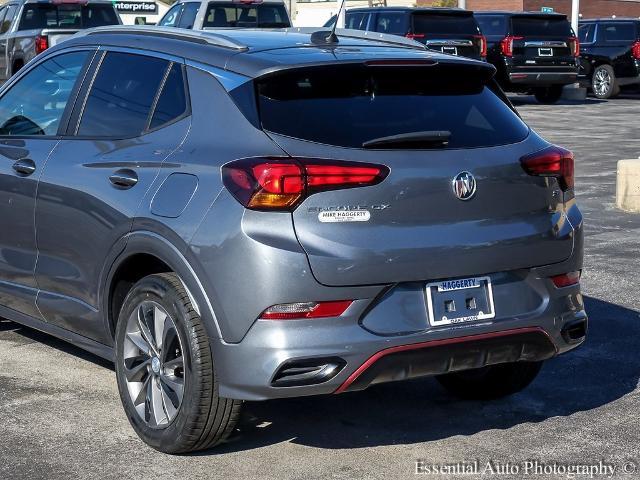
[
  {"xmin": 291, "ymin": 27, "xmax": 426, "ymax": 50},
  {"xmin": 76, "ymin": 26, "xmax": 248, "ymax": 51}
]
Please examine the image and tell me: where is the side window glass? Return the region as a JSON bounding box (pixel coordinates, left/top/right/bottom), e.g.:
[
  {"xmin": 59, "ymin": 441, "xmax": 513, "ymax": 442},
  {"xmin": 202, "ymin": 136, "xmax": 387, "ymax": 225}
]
[
  {"xmin": 578, "ymin": 24, "xmax": 594, "ymax": 43},
  {"xmin": 1, "ymin": 5, "xmax": 17, "ymax": 34},
  {"xmin": 150, "ymin": 63, "xmax": 188, "ymax": 130},
  {"xmin": 603, "ymin": 23, "xmax": 636, "ymax": 41},
  {"xmin": 178, "ymin": 2, "xmax": 199, "ymax": 29},
  {"xmin": 375, "ymin": 13, "xmax": 406, "ymax": 35},
  {"xmin": 346, "ymin": 12, "xmax": 365, "ymax": 30},
  {"xmin": 0, "ymin": 51, "xmax": 89, "ymax": 136},
  {"xmin": 0, "ymin": 8, "xmax": 8, "ymax": 33},
  {"xmin": 159, "ymin": 4, "xmax": 182, "ymax": 27},
  {"xmin": 77, "ymin": 52, "xmax": 169, "ymax": 137}
]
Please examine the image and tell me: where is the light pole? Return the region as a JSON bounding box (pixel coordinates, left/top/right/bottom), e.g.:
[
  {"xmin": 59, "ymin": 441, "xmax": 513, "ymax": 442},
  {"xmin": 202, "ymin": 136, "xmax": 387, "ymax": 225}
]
[
  {"xmin": 570, "ymin": 0, "xmax": 579, "ymax": 34},
  {"xmin": 458, "ymin": 0, "xmax": 466, "ymax": 9}
]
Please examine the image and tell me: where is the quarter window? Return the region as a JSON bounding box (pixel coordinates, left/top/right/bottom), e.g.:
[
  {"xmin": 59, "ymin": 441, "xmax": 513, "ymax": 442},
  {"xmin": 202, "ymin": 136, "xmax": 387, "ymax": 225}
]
[
  {"xmin": 0, "ymin": 51, "xmax": 89, "ymax": 136},
  {"xmin": 150, "ymin": 63, "xmax": 188, "ymax": 130},
  {"xmin": 602, "ymin": 23, "xmax": 636, "ymax": 42},
  {"xmin": 77, "ymin": 52, "xmax": 169, "ymax": 137},
  {"xmin": 578, "ymin": 23, "xmax": 595, "ymax": 43}
]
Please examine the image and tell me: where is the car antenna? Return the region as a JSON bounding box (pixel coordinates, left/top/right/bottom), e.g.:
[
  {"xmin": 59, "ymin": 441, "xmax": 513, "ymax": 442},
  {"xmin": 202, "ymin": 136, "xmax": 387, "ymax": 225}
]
[{"xmin": 311, "ymin": 0, "xmax": 346, "ymax": 44}]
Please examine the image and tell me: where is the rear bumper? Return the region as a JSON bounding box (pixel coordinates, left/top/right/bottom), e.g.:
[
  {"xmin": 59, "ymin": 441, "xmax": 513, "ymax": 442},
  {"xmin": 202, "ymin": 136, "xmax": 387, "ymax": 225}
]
[
  {"xmin": 212, "ymin": 273, "xmax": 588, "ymax": 400},
  {"xmin": 508, "ymin": 71, "xmax": 578, "ymax": 85}
]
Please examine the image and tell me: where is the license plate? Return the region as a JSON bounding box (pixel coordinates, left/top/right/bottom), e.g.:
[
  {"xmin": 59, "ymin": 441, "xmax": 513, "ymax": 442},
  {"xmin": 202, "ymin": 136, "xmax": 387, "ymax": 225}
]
[
  {"xmin": 442, "ymin": 46, "xmax": 458, "ymax": 56},
  {"xmin": 538, "ymin": 47, "xmax": 553, "ymax": 56},
  {"xmin": 425, "ymin": 276, "xmax": 495, "ymax": 327}
]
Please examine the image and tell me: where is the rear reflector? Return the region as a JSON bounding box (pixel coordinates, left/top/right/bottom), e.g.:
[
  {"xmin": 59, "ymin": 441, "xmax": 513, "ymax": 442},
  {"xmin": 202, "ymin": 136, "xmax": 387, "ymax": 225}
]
[
  {"xmin": 551, "ymin": 271, "xmax": 580, "ymax": 288},
  {"xmin": 260, "ymin": 300, "xmax": 353, "ymax": 320},
  {"xmin": 222, "ymin": 158, "xmax": 388, "ymax": 210},
  {"xmin": 520, "ymin": 145, "xmax": 574, "ymax": 191}
]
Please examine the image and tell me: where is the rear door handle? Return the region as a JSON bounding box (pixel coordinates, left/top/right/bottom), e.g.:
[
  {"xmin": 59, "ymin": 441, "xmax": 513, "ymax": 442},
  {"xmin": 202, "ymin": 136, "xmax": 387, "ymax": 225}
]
[
  {"xmin": 109, "ymin": 168, "xmax": 138, "ymax": 189},
  {"xmin": 12, "ymin": 158, "xmax": 36, "ymax": 176}
]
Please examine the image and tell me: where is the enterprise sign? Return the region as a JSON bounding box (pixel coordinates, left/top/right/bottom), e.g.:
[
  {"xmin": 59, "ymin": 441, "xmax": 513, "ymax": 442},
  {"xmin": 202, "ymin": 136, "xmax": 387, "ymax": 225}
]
[{"xmin": 113, "ymin": 1, "xmax": 158, "ymax": 14}]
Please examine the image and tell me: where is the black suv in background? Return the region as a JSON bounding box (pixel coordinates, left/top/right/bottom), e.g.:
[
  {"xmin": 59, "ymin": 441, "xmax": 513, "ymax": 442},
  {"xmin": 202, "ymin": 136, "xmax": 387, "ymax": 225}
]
[
  {"xmin": 578, "ymin": 19, "xmax": 640, "ymax": 98},
  {"xmin": 325, "ymin": 7, "xmax": 486, "ymax": 60},
  {"xmin": 475, "ymin": 11, "xmax": 579, "ymax": 103}
]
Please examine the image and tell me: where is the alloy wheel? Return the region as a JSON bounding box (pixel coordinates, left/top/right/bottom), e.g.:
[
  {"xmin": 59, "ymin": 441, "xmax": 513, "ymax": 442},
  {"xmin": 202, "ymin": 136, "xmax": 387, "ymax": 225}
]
[
  {"xmin": 594, "ymin": 69, "xmax": 611, "ymax": 97},
  {"xmin": 123, "ymin": 301, "xmax": 185, "ymax": 427}
]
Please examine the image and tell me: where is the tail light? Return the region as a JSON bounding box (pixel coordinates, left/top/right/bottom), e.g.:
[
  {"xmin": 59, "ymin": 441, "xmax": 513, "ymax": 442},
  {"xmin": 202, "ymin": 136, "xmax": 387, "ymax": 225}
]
[
  {"xmin": 260, "ymin": 300, "xmax": 353, "ymax": 320},
  {"xmin": 550, "ymin": 271, "xmax": 580, "ymax": 288},
  {"xmin": 474, "ymin": 34, "xmax": 487, "ymax": 58},
  {"xmin": 520, "ymin": 146, "xmax": 574, "ymax": 191},
  {"xmin": 500, "ymin": 35, "xmax": 523, "ymax": 57},
  {"xmin": 632, "ymin": 40, "xmax": 640, "ymax": 60},
  {"xmin": 222, "ymin": 157, "xmax": 389, "ymax": 210},
  {"xmin": 35, "ymin": 35, "xmax": 49, "ymax": 54},
  {"xmin": 568, "ymin": 36, "xmax": 580, "ymax": 57},
  {"xmin": 405, "ymin": 33, "xmax": 425, "ymax": 40}
]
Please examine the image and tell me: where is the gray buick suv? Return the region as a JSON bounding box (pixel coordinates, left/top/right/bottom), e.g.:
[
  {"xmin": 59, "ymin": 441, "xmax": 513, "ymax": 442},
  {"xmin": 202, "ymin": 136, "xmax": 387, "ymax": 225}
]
[{"xmin": 0, "ymin": 25, "xmax": 587, "ymax": 453}]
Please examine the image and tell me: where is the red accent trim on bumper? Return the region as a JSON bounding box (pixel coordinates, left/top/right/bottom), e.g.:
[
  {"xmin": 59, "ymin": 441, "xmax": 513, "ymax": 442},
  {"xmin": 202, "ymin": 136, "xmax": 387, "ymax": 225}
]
[{"xmin": 334, "ymin": 327, "xmax": 554, "ymax": 394}]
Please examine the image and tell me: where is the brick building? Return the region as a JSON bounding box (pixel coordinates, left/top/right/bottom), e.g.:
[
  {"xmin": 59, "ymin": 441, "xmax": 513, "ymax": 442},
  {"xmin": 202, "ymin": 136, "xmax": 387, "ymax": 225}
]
[{"xmin": 416, "ymin": 0, "xmax": 640, "ymax": 19}]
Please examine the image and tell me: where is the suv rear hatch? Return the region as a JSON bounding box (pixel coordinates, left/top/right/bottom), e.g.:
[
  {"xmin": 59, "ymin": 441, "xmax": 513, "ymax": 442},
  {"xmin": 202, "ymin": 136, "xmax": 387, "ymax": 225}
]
[
  {"xmin": 244, "ymin": 60, "xmax": 575, "ymax": 286},
  {"xmin": 509, "ymin": 14, "xmax": 578, "ymax": 68},
  {"xmin": 409, "ymin": 11, "xmax": 485, "ymax": 60}
]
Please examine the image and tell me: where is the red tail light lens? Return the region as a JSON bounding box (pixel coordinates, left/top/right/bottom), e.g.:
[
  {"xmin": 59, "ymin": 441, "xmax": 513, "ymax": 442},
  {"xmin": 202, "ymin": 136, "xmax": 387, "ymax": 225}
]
[
  {"xmin": 550, "ymin": 271, "xmax": 581, "ymax": 288},
  {"xmin": 632, "ymin": 40, "xmax": 640, "ymax": 60},
  {"xmin": 500, "ymin": 35, "xmax": 523, "ymax": 57},
  {"xmin": 568, "ymin": 36, "xmax": 580, "ymax": 57},
  {"xmin": 222, "ymin": 158, "xmax": 389, "ymax": 210},
  {"xmin": 475, "ymin": 34, "xmax": 487, "ymax": 57},
  {"xmin": 520, "ymin": 146, "xmax": 574, "ymax": 191},
  {"xmin": 405, "ymin": 33, "xmax": 425, "ymax": 40},
  {"xmin": 260, "ymin": 300, "xmax": 353, "ymax": 320},
  {"xmin": 35, "ymin": 35, "xmax": 49, "ymax": 54}
]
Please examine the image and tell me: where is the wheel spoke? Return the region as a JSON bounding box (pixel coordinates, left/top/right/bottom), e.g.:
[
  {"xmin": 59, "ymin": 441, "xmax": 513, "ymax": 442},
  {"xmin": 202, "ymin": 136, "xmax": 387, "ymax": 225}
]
[
  {"xmin": 154, "ymin": 306, "xmax": 168, "ymax": 351},
  {"xmin": 150, "ymin": 378, "xmax": 167, "ymax": 425},
  {"xmin": 124, "ymin": 356, "xmax": 150, "ymax": 382},
  {"xmin": 126, "ymin": 331, "xmax": 152, "ymax": 357},
  {"xmin": 138, "ymin": 306, "xmax": 159, "ymax": 356},
  {"xmin": 160, "ymin": 374, "xmax": 184, "ymax": 399},
  {"xmin": 160, "ymin": 383, "xmax": 179, "ymax": 421},
  {"xmin": 163, "ymin": 356, "xmax": 183, "ymax": 372}
]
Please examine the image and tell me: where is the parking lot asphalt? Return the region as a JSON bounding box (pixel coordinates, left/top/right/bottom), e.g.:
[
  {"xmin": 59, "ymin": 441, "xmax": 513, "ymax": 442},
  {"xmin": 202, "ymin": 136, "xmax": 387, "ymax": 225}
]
[{"xmin": 1, "ymin": 95, "xmax": 640, "ymax": 480}]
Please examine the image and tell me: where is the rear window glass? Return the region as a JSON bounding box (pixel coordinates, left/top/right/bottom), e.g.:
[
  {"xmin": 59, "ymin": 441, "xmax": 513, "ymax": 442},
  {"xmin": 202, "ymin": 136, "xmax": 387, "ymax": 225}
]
[
  {"xmin": 256, "ymin": 65, "xmax": 529, "ymax": 149},
  {"xmin": 512, "ymin": 17, "xmax": 572, "ymax": 37},
  {"xmin": 602, "ymin": 23, "xmax": 637, "ymax": 41},
  {"xmin": 413, "ymin": 14, "xmax": 478, "ymax": 35},
  {"xmin": 18, "ymin": 4, "xmax": 119, "ymax": 30},
  {"xmin": 475, "ymin": 15, "xmax": 507, "ymax": 36},
  {"xmin": 203, "ymin": 2, "xmax": 289, "ymax": 28},
  {"xmin": 578, "ymin": 23, "xmax": 595, "ymax": 43}
]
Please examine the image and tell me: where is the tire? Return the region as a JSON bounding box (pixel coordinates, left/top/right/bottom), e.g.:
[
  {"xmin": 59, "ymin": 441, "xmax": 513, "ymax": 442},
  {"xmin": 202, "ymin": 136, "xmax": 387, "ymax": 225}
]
[
  {"xmin": 115, "ymin": 273, "xmax": 242, "ymax": 453},
  {"xmin": 533, "ymin": 85, "xmax": 563, "ymax": 104},
  {"xmin": 436, "ymin": 361, "xmax": 543, "ymax": 400},
  {"xmin": 592, "ymin": 64, "xmax": 619, "ymax": 99}
]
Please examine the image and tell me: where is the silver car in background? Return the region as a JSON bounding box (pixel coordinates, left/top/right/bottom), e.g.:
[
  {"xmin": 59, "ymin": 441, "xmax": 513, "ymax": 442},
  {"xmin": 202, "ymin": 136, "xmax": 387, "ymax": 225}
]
[{"xmin": 0, "ymin": 0, "xmax": 120, "ymax": 81}]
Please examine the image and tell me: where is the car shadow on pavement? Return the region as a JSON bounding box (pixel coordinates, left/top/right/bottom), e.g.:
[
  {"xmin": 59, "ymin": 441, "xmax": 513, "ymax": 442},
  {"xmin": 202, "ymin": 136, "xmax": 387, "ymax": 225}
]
[
  {"xmin": 508, "ymin": 95, "xmax": 608, "ymax": 106},
  {"xmin": 213, "ymin": 295, "xmax": 639, "ymax": 453}
]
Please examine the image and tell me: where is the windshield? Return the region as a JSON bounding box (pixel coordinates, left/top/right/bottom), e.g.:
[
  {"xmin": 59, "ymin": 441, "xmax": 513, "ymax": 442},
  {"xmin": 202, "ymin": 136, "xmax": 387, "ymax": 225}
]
[
  {"xmin": 18, "ymin": 4, "xmax": 119, "ymax": 30},
  {"xmin": 256, "ymin": 64, "xmax": 529, "ymax": 149},
  {"xmin": 203, "ymin": 2, "xmax": 290, "ymax": 28}
]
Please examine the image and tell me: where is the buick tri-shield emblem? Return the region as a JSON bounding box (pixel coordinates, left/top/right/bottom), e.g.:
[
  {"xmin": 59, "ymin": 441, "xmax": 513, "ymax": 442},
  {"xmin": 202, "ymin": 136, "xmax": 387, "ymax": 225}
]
[{"xmin": 452, "ymin": 171, "xmax": 477, "ymax": 201}]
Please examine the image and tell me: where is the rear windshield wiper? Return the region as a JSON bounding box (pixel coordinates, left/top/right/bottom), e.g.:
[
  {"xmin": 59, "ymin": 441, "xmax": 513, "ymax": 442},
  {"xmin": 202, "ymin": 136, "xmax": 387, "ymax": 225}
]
[{"xmin": 362, "ymin": 131, "xmax": 451, "ymax": 149}]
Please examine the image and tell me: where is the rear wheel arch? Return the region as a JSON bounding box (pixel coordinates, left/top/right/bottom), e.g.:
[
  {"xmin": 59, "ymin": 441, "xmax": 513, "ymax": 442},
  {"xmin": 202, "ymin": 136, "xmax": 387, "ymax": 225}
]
[{"xmin": 104, "ymin": 231, "xmax": 223, "ymax": 342}]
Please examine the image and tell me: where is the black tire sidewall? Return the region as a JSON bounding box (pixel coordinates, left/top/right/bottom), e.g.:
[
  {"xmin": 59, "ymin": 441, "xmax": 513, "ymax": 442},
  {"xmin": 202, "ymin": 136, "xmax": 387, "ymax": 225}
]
[{"xmin": 114, "ymin": 274, "xmax": 207, "ymax": 452}]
